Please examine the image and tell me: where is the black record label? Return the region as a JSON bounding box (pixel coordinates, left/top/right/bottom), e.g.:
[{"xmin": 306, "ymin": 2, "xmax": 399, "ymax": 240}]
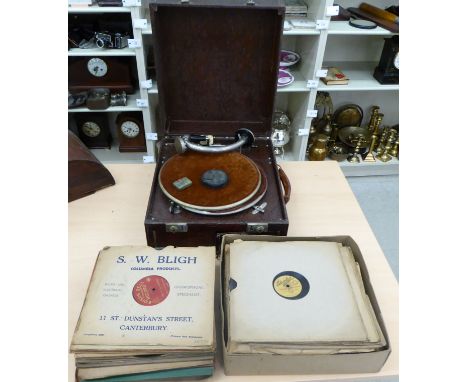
[{"xmin": 272, "ymin": 271, "xmax": 310, "ymax": 300}]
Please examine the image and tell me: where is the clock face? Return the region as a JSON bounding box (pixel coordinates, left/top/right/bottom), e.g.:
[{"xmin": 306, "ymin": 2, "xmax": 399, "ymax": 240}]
[
  {"xmin": 82, "ymin": 121, "xmax": 101, "ymax": 138},
  {"xmin": 393, "ymin": 52, "xmax": 399, "ymax": 70},
  {"xmin": 87, "ymin": 58, "xmax": 108, "ymax": 77},
  {"xmin": 121, "ymin": 120, "xmax": 140, "ymax": 138}
]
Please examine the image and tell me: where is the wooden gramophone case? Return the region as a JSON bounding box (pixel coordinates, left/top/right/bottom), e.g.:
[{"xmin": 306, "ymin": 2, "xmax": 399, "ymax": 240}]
[{"xmin": 145, "ymin": 0, "xmax": 289, "ymax": 248}]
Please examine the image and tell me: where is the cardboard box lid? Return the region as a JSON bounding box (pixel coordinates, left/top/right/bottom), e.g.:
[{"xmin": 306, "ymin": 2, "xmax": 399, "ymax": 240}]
[{"xmin": 149, "ymin": 0, "xmax": 285, "ymax": 138}]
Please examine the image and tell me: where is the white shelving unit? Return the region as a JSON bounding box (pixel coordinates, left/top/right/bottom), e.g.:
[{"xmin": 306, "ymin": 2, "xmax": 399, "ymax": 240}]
[
  {"xmin": 68, "ymin": 47, "xmax": 137, "ymax": 57},
  {"xmin": 318, "ymin": 61, "xmax": 399, "ymax": 92},
  {"xmin": 69, "ymin": 0, "xmax": 398, "ymax": 176},
  {"xmin": 68, "ymin": 2, "xmax": 157, "ymax": 163},
  {"xmin": 70, "ymin": 91, "xmax": 143, "ymax": 112}
]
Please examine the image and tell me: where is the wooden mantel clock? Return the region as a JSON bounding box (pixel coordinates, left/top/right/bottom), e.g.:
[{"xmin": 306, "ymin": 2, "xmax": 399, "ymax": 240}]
[
  {"xmin": 116, "ymin": 112, "xmax": 147, "ymax": 152},
  {"xmin": 74, "ymin": 113, "xmax": 112, "ymax": 149},
  {"xmin": 68, "ymin": 56, "xmax": 134, "ymax": 93}
]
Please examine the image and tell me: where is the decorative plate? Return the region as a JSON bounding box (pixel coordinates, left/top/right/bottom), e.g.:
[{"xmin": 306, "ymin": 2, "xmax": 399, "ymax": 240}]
[
  {"xmin": 333, "ymin": 104, "xmax": 363, "ymax": 127},
  {"xmin": 277, "ymin": 69, "xmax": 294, "ymax": 87},
  {"xmin": 280, "ymin": 50, "xmax": 300, "ymax": 67}
]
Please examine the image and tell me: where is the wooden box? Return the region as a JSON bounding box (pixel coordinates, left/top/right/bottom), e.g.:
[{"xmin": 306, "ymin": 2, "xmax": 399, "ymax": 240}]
[{"xmin": 145, "ymin": 0, "xmax": 289, "ymax": 248}]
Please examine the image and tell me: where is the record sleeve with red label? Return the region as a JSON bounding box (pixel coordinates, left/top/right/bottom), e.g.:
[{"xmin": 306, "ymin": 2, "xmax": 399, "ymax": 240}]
[{"xmin": 70, "ymin": 246, "xmax": 215, "ymax": 351}]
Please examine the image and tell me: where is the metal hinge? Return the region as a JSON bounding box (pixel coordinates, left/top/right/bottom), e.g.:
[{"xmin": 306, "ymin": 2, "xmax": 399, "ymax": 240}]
[
  {"xmin": 246, "ymin": 223, "xmax": 268, "ymax": 233},
  {"xmin": 165, "ymin": 223, "xmax": 188, "ymax": 233}
]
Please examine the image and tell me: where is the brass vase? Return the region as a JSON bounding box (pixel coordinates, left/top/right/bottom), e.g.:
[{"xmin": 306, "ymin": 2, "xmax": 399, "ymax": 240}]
[{"xmin": 308, "ymin": 134, "xmax": 329, "ymax": 161}]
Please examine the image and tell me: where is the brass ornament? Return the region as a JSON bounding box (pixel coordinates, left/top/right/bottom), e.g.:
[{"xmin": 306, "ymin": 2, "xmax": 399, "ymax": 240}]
[
  {"xmin": 333, "ymin": 104, "xmax": 363, "ymax": 127},
  {"xmin": 308, "ymin": 134, "xmax": 329, "ymax": 161},
  {"xmin": 376, "ymin": 128, "xmax": 397, "ymax": 162},
  {"xmin": 367, "ymin": 106, "xmax": 380, "ymax": 130},
  {"xmin": 364, "ymin": 113, "xmax": 383, "ymax": 162},
  {"xmin": 338, "ymin": 126, "xmax": 372, "ymax": 163}
]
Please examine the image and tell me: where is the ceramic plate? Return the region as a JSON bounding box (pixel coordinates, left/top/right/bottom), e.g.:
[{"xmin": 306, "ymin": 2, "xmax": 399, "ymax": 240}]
[
  {"xmin": 280, "ymin": 50, "xmax": 300, "ymax": 67},
  {"xmin": 277, "ymin": 69, "xmax": 294, "ymax": 87}
]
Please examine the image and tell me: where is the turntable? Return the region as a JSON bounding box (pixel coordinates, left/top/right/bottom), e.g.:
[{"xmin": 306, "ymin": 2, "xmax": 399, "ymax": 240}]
[{"xmin": 145, "ymin": 0, "xmax": 290, "ymax": 248}]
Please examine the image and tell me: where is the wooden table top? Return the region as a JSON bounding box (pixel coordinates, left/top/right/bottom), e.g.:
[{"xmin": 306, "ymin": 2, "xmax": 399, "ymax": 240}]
[{"xmin": 69, "ymin": 161, "xmax": 398, "ymax": 381}]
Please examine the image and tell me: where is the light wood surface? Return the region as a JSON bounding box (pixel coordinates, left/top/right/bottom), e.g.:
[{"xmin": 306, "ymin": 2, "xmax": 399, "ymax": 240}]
[{"xmin": 69, "ymin": 161, "xmax": 399, "ymax": 381}]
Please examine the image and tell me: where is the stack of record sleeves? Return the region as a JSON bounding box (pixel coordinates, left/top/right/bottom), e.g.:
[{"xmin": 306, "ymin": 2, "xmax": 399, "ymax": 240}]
[
  {"xmin": 224, "ymin": 240, "xmax": 386, "ymax": 355},
  {"xmin": 70, "ymin": 246, "xmax": 215, "ymax": 382}
]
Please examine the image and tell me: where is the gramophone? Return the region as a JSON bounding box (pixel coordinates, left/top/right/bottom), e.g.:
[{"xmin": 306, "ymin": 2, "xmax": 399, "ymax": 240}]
[{"xmin": 144, "ymin": 0, "xmax": 290, "ymax": 248}]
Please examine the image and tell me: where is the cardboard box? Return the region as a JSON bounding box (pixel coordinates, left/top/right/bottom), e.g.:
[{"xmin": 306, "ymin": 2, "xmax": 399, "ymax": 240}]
[{"xmin": 219, "ymin": 234, "xmax": 391, "ymax": 375}]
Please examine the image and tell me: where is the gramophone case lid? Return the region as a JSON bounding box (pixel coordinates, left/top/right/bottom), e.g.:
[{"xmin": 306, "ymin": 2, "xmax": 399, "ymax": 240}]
[{"xmin": 149, "ymin": 0, "xmax": 285, "ymax": 138}]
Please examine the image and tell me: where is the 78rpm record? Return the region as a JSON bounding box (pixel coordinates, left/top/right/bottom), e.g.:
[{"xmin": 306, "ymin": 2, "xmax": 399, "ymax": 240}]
[
  {"xmin": 159, "ymin": 151, "xmax": 261, "ymax": 211},
  {"xmin": 272, "ymin": 271, "xmax": 310, "ymax": 300},
  {"xmin": 132, "ymin": 275, "xmax": 170, "ymax": 306}
]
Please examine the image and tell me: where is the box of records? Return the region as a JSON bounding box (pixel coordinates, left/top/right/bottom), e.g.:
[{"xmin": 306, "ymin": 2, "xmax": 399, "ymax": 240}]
[
  {"xmin": 220, "ymin": 235, "xmax": 391, "ymax": 375},
  {"xmin": 70, "ymin": 246, "xmax": 216, "ymax": 382}
]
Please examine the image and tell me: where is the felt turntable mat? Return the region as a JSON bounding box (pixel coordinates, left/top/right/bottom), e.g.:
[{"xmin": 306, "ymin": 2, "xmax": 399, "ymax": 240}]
[{"xmin": 158, "ymin": 151, "xmax": 260, "ymax": 209}]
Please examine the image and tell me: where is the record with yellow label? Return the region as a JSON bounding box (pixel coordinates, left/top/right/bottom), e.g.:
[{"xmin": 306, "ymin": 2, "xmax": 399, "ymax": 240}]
[{"xmin": 272, "ymin": 271, "xmax": 310, "ymax": 300}]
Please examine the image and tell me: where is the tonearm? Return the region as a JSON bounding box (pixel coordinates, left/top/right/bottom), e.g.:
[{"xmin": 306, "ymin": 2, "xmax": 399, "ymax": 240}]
[{"xmin": 174, "ymin": 128, "xmax": 255, "ymax": 154}]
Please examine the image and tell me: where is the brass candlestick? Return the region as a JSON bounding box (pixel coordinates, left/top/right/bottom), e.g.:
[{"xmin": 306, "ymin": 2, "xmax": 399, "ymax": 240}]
[
  {"xmin": 390, "ymin": 138, "xmax": 399, "ymax": 158},
  {"xmin": 368, "ymin": 106, "xmax": 380, "ymax": 130},
  {"xmin": 375, "ymin": 126, "xmax": 389, "ymax": 155},
  {"xmin": 376, "ymin": 129, "xmax": 397, "ymax": 162},
  {"xmin": 338, "ymin": 126, "xmax": 372, "ymax": 164},
  {"xmin": 364, "ymin": 113, "xmax": 383, "ymax": 162},
  {"xmin": 348, "ymin": 135, "xmax": 367, "ymax": 163}
]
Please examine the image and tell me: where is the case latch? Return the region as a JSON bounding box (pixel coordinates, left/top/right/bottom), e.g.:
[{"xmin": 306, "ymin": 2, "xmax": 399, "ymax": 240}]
[
  {"xmin": 165, "ymin": 223, "xmax": 188, "ymax": 233},
  {"xmin": 246, "ymin": 223, "xmax": 268, "ymax": 233}
]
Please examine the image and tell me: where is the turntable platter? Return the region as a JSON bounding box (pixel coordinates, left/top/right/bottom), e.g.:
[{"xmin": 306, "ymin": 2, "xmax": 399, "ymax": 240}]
[{"xmin": 158, "ymin": 151, "xmax": 261, "ymax": 211}]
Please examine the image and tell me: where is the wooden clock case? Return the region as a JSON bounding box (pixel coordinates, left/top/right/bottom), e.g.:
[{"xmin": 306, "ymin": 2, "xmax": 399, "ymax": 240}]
[
  {"xmin": 68, "ymin": 130, "xmax": 115, "ymax": 202},
  {"xmin": 116, "ymin": 112, "xmax": 147, "ymax": 152},
  {"xmin": 74, "ymin": 113, "xmax": 112, "ymax": 149},
  {"xmin": 144, "ymin": 0, "xmax": 289, "ymax": 249},
  {"xmin": 68, "ymin": 56, "xmax": 135, "ymax": 93}
]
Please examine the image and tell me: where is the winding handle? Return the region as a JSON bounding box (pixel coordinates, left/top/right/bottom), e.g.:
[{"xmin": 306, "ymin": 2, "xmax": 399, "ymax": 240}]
[{"xmin": 277, "ymin": 165, "xmax": 291, "ymax": 204}]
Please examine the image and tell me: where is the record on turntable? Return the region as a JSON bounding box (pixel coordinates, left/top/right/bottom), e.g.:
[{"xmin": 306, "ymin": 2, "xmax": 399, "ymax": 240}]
[{"xmin": 157, "ymin": 129, "xmax": 269, "ymax": 216}]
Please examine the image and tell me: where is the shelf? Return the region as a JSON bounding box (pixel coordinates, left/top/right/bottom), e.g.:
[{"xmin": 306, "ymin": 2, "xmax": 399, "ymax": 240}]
[
  {"xmin": 91, "ymin": 145, "xmax": 147, "ymax": 164},
  {"xmin": 68, "ymin": 5, "xmax": 131, "ymax": 13},
  {"xmin": 328, "ymin": 21, "xmax": 396, "ymax": 36},
  {"xmin": 68, "ymin": 92, "xmax": 143, "ymax": 113},
  {"xmin": 68, "ymin": 48, "xmax": 136, "ymax": 57},
  {"xmin": 336, "ymin": 157, "xmax": 399, "ymax": 177},
  {"xmin": 318, "ymin": 62, "xmax": 399, "ymax": 92},
  {"xmin": 277, "ymin": 70, "xmax": 310, "ymax": 93}
]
